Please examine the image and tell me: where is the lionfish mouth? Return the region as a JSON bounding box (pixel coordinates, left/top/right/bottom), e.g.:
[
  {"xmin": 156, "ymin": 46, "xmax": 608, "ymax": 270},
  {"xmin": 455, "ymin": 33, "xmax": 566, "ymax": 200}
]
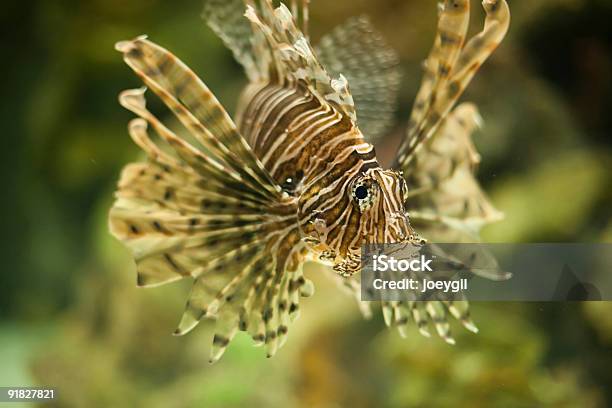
[
  {"xmin": 333, "ymin": 252, "xmax": 362, "ymax": 277},
  {"xmin": 334, "ymin": 237, "xmax": 427, "ymax": 279},
  {"xmin": 385, "ymin": 211, "xmax": 426, "ymax": 245}
]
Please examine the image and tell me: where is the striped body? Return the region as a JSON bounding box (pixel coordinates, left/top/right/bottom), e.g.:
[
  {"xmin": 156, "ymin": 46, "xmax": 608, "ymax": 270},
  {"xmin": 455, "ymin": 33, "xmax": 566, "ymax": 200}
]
[{"xmin": 236, "ymin": 81, "xmax": 418, "ymax": 275}]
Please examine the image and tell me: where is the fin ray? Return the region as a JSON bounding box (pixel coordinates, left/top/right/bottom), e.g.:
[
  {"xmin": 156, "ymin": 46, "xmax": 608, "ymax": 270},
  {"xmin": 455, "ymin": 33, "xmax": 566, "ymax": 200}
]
[{"xmin": 395, "ymin": 0, "xmax": 510, "ymax": 168}]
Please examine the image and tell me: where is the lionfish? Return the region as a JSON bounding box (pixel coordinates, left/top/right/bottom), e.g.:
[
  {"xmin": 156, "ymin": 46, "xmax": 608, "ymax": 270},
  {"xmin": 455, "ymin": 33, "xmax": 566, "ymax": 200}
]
[{"xmin": 109, "ymin": 0, "xmax": 509, "ymax": 362}]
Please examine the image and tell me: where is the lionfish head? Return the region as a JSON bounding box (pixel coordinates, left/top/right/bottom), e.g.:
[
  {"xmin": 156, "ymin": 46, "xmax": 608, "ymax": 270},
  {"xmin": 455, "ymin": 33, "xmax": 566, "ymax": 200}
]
[{"xmin": 300, "ymin": 167, "xmax": 425, "ymax": 277}]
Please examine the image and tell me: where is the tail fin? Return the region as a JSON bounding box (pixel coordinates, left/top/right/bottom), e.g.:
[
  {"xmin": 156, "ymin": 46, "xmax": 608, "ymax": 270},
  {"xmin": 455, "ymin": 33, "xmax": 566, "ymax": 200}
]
[{"xmin": 110, "ymin": 38, "xmax": 312, "ymax": 362}]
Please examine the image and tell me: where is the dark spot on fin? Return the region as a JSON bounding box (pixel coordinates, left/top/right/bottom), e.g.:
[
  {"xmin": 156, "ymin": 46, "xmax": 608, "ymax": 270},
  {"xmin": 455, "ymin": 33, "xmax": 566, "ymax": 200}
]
[
  {"xmin": 212, "ymin": 334, "xmax": 230, "ymax": 347},
  {"xmin": 164, "ymin": 253, "xmax": 181, "ymax": 273},
  {"xmin": 137, "ymin": 272, "xmax": 146, "ymax": 287}
]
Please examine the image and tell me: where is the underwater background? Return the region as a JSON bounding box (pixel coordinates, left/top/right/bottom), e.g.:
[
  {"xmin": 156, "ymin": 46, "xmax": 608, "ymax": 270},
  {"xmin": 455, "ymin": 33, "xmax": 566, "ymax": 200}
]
[{"xmin": 1, "ymin": 0, "xmax": 611, "ymax": 406}]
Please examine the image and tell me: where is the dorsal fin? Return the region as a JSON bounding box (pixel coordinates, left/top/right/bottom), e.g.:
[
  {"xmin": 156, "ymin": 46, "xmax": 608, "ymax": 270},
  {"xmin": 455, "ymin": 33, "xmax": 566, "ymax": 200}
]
[
  {"xmin": 316, "ymin": 16, "xmax": 402, "ymax": 144},
  {"xmin": 203, "ymin": 1, "xmax": 372, "ymax": 127},
  {"xmin": 202, "ymin": 0, "xmax": 259, "ymax": 80},
  {"xmin": 244, "ymin": 2, "xmax": 357, "ymax": 122}
]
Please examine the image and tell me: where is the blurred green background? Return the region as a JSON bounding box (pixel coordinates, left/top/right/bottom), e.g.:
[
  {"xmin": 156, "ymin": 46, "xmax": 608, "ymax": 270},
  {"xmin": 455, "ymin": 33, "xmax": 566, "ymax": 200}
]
[{"xmin": 1, "ymin": 0, "xmax": 611, "ymax": 407}]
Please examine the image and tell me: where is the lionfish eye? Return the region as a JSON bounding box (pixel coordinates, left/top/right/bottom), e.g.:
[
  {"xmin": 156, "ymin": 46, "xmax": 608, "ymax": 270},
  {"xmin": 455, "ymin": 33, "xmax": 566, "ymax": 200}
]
[
  {"xmin": 355, "ymin": 185, "xmax": 368, "ymax": 200},
  {"xmin": 351, "ymin": 178, "xmax": 377, "ymax": 212}
]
